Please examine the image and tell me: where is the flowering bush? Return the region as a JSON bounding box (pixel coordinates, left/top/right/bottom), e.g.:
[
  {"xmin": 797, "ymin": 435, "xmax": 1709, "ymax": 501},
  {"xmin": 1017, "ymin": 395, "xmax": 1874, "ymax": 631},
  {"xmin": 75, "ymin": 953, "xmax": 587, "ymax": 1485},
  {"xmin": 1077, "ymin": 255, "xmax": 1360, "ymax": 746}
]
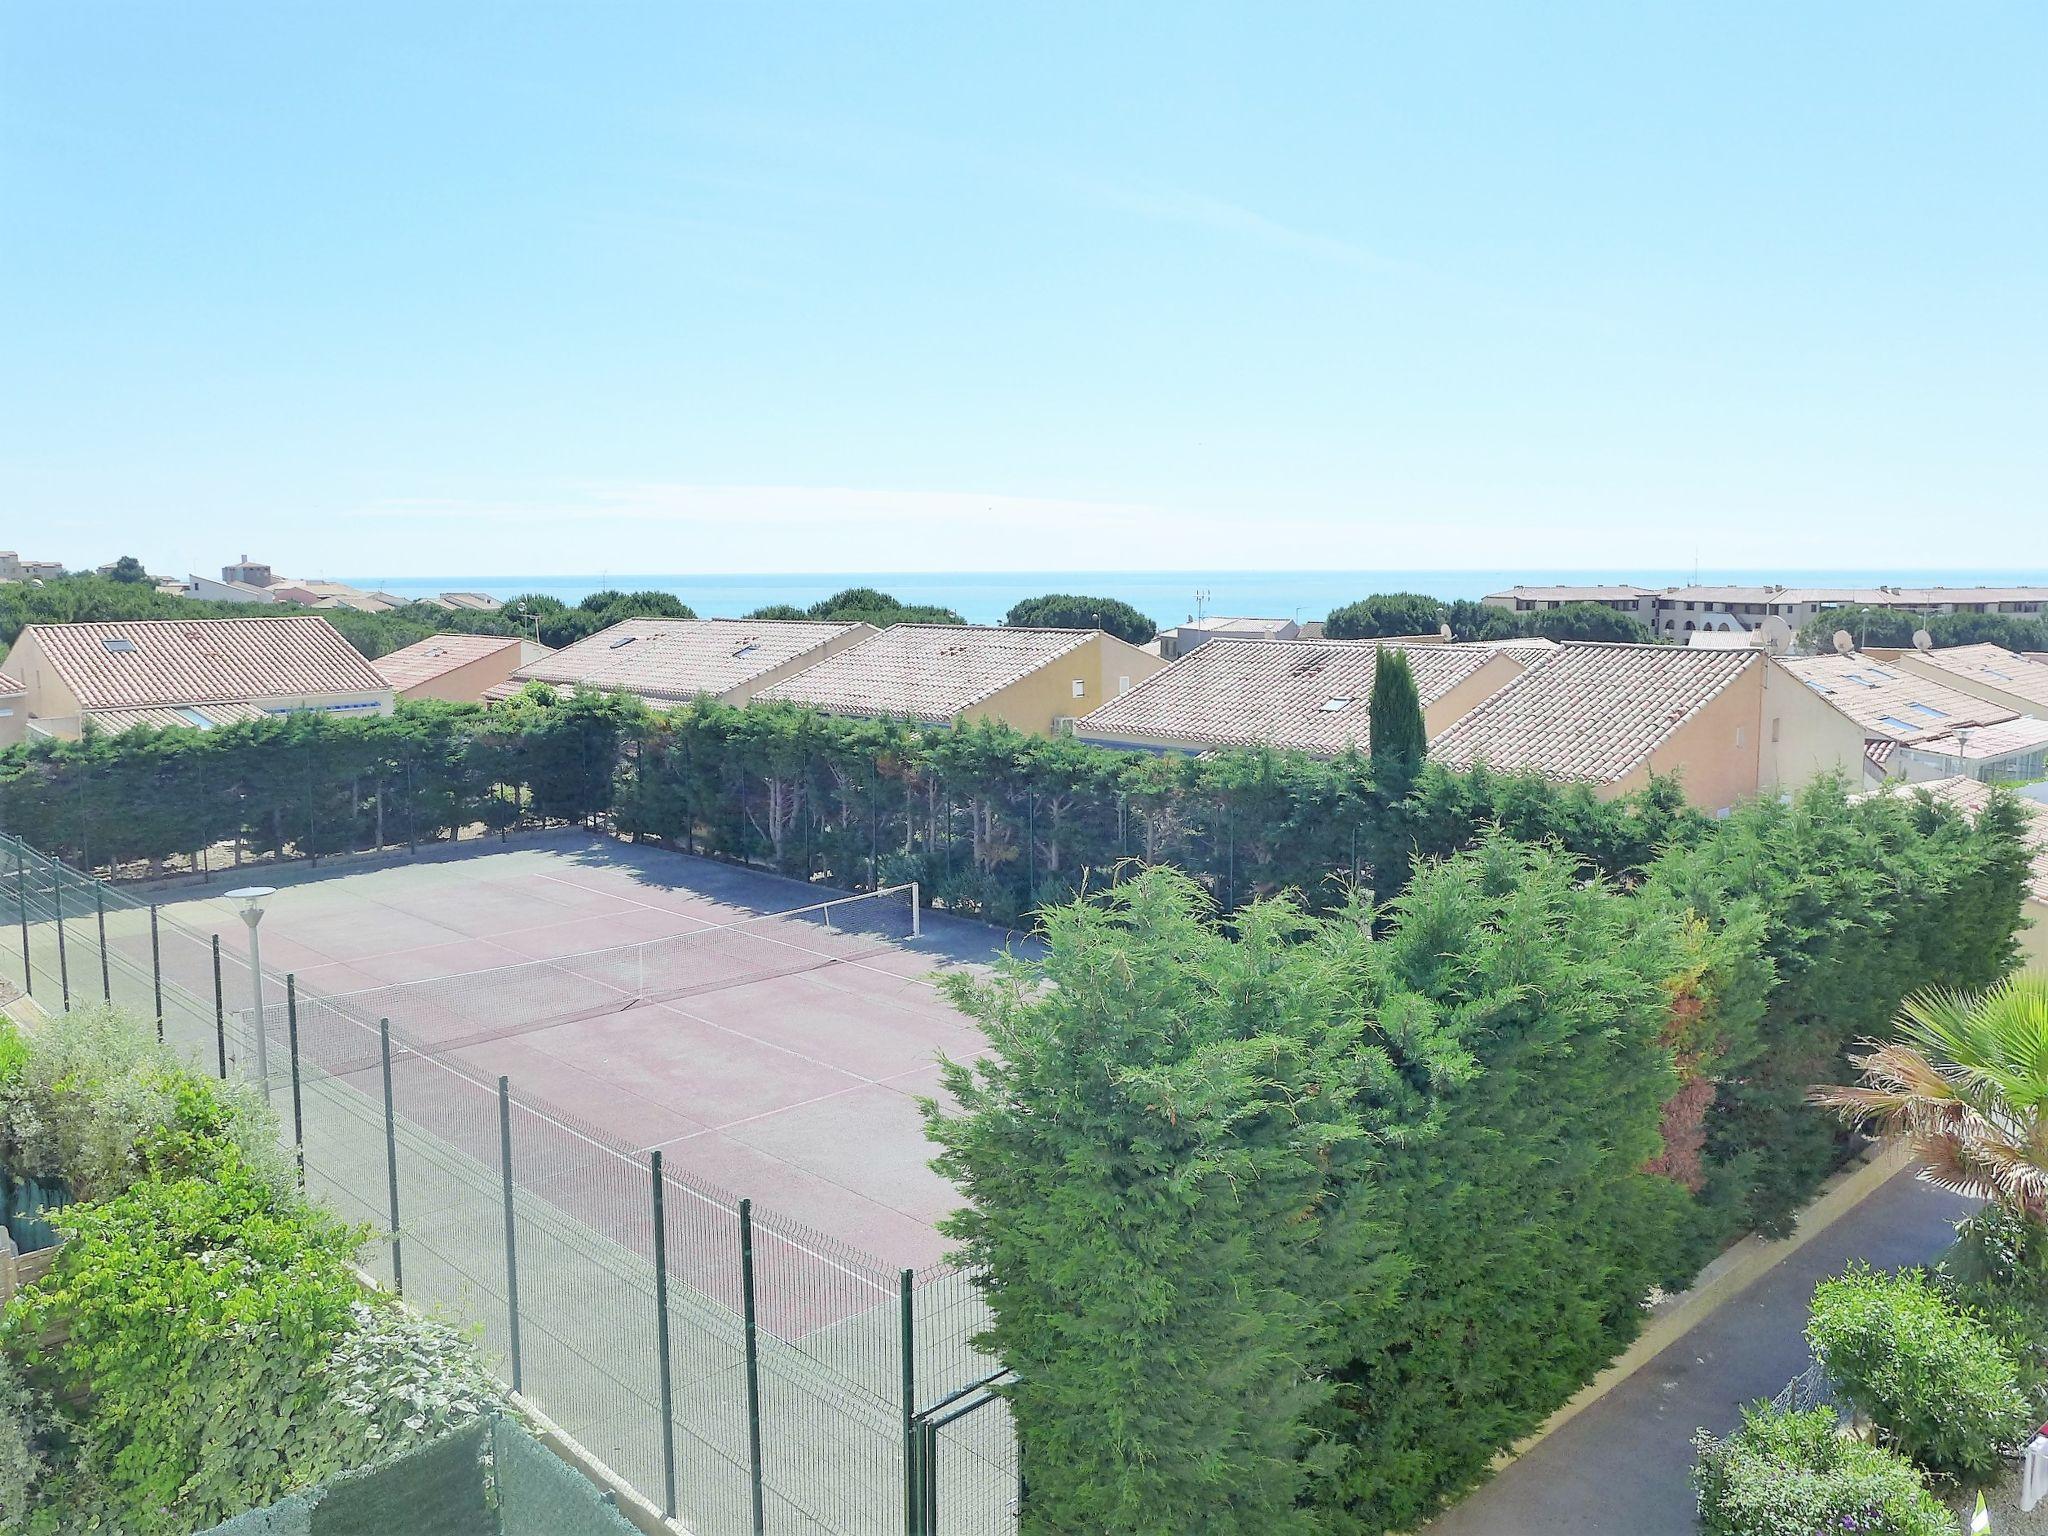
[{"xmin": 1692, "ymin": 1405, "xmax": 1953, "ymax": 1536}]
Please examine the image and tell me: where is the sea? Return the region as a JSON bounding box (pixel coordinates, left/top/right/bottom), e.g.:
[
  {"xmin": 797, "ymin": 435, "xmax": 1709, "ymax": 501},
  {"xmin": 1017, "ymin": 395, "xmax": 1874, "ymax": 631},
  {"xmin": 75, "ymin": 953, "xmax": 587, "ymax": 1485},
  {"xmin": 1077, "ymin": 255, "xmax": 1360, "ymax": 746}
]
[{"xmin": 339, "ymin": 570, "xmax": 2048, "ymax": 630}]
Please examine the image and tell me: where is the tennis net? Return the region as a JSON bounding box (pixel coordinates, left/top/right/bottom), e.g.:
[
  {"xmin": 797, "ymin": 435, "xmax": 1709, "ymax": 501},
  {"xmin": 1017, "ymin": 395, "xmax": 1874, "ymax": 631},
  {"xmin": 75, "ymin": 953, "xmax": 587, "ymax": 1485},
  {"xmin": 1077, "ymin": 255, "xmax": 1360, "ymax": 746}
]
[{"xmin": 284, "ymin": 882, "xmax": 921, "ymax": 1068}]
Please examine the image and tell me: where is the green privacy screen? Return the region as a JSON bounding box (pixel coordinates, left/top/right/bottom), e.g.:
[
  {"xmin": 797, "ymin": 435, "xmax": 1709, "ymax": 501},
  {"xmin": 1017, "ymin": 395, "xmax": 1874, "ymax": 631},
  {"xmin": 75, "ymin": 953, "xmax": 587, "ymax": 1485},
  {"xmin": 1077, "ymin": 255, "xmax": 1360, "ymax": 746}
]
[{"xmin": 197, "ymin": 1418, "xmax": 638, "ymax": 1536}]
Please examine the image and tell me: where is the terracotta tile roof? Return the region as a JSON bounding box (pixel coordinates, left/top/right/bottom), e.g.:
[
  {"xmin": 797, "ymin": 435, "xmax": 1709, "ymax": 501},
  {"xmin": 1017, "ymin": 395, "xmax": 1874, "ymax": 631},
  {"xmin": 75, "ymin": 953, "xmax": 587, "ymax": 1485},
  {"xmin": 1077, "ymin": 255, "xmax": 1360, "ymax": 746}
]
[
  {"xmin": 84, "ymin": 702, "xmax": 268, "ymax": 734},
  {"xmin": 22, "ymin": 617, "xmax": 390, "ymax": 709},
  {"xmin": 1905, "ymin": 644, "xmax": 2048, "ymax": 711},
  {"xmin": 1485, "ymin": 584, "xmax": 1659, "ymax": 602},
  {"xmin": 373, "ymin": 633, "xmax": 526, "ymax": 691},
  {"xmin": 512, "ymin": 618, "xmax": 868, "ymax": 705},
  {"xmin": 1428, "ymin": 643, "xmax": 1755, "ymax": 784},
  {"xmin": 1897, "ymin": 777, "xmax": 2048, "ymax": 905},
  {"xmin": 1778, "ymin": 653, "xmax": 2017, "ymax": 742},
  {"xmin": 757, "ymin": 624, "xmax": 1095, "ymax": 722},
  {"xmin": 1076, "ymin": 639, "xmax": 1511, "ymax": 756},
  {"xmin": 0, "ymin": 672, "xmax": 21, "ymax": 696}
]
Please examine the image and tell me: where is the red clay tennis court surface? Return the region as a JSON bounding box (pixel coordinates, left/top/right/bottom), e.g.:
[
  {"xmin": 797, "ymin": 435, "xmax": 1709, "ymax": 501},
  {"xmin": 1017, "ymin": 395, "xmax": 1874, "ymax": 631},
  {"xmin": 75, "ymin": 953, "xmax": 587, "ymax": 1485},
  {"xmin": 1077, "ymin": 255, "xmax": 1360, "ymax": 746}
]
[{"xmin": 153, "ymin": 830, "xmax": 1011, "ymax": 1270}]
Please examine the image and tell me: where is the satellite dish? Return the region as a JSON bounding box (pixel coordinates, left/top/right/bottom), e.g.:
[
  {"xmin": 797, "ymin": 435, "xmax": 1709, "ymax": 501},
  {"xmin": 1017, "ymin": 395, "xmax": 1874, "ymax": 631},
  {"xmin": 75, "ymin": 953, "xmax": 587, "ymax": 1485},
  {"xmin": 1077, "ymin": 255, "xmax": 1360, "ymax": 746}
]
[
  {"xmin": 1438, "ymin": 623, "xmax": 1453, "ymax": 641},
  {"xmin": 1913, "ymin": 628, "xmax": 1933, "ymax": 652},
  {"xmin": 1832, "ymin": 629, "xmax": 1854, "ymax": 655}
]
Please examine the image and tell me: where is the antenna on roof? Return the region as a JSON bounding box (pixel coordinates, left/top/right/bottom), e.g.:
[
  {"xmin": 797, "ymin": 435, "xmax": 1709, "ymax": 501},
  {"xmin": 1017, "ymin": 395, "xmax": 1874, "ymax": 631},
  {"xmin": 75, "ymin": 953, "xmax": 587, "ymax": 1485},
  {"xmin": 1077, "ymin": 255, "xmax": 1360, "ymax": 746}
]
[
  {"xmin": 1832, "ymin": 629, "xmax": 1854, "ymax": 656},
  {"xmin": 1912, "ymin": 628, "xmax": 1933, "ymax": 653}
]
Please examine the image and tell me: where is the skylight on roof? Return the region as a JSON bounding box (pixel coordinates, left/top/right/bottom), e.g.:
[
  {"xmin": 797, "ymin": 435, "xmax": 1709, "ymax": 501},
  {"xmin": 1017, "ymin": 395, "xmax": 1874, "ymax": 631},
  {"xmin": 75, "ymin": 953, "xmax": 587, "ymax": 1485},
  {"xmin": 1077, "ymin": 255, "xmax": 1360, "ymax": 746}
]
[
  {"xmin": 1906, "ymin": 702, "xmax": 1948, "ymax": 719},
  {"xmin": 1842, "ymin": 672, "xmax": 1877, "ymax": 688},
  {"xmin": 732, "ymin": 644, "xmax": 761, "ymax": 658},
  {"xmin": 101, "ymin": 636, "xmax": 136, "ymax": 654},
  {"xmin": 1878, "ymin": 715, "xmax": 1920, "ymax": 733},
  {"xmin": 607, "ymin": 636, "xmax": 638, "ymax": 650},
  {"xmin": 1319, "ymin": 696, "xmax": 1353, "ymax": 712},
  {"xmin": 173, "ymin": 708, "xmax": 215, "ymax": 731},
  {"xmin": 1983, "ymin": 668, "xmax": 2014, "ymax": 681}
]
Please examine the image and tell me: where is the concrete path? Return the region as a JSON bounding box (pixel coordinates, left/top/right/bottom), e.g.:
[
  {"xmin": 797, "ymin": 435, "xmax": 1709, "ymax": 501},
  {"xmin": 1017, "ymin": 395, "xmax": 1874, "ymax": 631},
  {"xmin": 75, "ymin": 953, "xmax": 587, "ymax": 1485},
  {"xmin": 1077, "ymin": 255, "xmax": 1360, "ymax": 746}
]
[{"xmin": 1424, "ymin": 1168, "xmax": 1976, "ymax": 1536}]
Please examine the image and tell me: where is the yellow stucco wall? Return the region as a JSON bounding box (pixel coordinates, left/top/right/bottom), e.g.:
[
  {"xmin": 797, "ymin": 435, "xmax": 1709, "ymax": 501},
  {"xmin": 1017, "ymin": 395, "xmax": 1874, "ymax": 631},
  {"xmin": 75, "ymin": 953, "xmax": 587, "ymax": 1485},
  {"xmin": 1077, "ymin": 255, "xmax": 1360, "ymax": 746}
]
[
  {"xmin": 1759, "ymin": 657, "xmax": 1871, "ymax": 793},
  {"xmin": 1630, "ymin": 662, "xmax": 1766, "ymax": 812},
  {"xmin": 2019, "ymin": 900, "xmax": 2048, "ymax": 969},
  {"xmin": 0, "ymin": 630, "xmax": 83, "ymax": 726},
  {"xmin": 396, "ymin": 646, "xmax": 529, "ymax": 704},
  {"xmin": 970, "ymin": 634, "xmax": 1167, "ymax": 736}
]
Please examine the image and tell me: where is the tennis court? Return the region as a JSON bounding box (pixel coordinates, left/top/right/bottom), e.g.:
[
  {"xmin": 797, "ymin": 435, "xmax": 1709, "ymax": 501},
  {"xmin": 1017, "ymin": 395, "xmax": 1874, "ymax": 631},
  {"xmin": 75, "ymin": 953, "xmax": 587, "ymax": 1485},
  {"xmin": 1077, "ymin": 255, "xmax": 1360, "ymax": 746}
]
[{"xmin": 148, "ymin": 829, "xmax": 1008, "ymax": 1271}]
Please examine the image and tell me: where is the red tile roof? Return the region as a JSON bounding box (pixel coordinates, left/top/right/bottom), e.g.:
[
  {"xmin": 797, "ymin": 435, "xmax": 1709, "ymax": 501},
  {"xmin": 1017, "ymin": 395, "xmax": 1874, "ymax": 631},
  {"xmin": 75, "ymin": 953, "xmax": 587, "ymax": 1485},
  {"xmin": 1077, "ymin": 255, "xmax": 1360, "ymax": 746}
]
[
  {"xmin": 1077, "ymin": 639, "xmax": 1515, "ymax": 756},
  {"xmin": 21, "ymin": 617, "xmax": 389, "ymax": 709},
  {"xmin": 512, "ymin": 618, "xmax": 868, "ymax": 705},
  {"xmin": 373, "ymin": 633, "xmax": 526, "ymax": 691},
  {"xmin": 756, "ymin": 625, "xmax": 1100, "ymax": 722},
  {"xmin": 1429, "ymin": 643, "xmax": 1756, "ymax": 783}
]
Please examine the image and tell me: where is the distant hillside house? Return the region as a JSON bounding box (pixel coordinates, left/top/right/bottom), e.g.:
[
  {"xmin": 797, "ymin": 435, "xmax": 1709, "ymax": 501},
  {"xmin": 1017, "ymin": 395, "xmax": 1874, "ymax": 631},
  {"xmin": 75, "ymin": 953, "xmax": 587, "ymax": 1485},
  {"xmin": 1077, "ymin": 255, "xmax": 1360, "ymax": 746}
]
[
  {"xmin": 1428, "ymin": 643, "xmax": 1867, "ymax": 813},
  {"xmin": 1074, "ymin": 639, "xmax": 1527, "ymax": 757},
  {"xmin": 0, "ymin": 617, "xmax": 394, "ymax": 740},
  {"xmin": 373, "ymin": 633, "xmax": 549, "ymax": 704},
  {"xmin": 221, "ymin": 555, "xmax": 275, "ymax": 587},
  {"xmin": 1156, "ymin": 615, "xmax": 1299, "ymax": 661},
  {"xmin": 1780, "ymin": 651, "xmax": 2048, "ymax": 786},
  {"xmin": 432, "ymin": 591, "xmax": 503, "ymax": 613},
  {"xmin": 756, "ymin": 625, "xmax": 1166, "ymax": 736},
  {"xmin": 489, "ymin": 618, "xmax": 876, "ymax": 710},
  {"xmin": 180, "ymin": 574, "xmax": 280, "ymax": 604}
]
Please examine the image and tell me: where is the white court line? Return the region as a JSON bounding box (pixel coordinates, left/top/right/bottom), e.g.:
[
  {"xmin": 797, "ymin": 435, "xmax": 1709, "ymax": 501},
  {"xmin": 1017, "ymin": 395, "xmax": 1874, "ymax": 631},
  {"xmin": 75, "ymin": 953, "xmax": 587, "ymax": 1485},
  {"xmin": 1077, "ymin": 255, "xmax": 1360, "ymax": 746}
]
[
  {"xmin": 527, "ymin": 870, "xmax": 942, "ymax": 993},
  {"xmin": 152, "ymin": 907, "xmax": 898, "ymax": 1298}
]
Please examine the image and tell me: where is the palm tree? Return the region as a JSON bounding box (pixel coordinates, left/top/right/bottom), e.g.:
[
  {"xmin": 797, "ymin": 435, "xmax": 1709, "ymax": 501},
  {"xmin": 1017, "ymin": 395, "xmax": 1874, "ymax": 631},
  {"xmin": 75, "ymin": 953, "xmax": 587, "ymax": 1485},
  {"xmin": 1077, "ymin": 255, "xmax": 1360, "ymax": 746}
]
[{"xmin": 1811, "ymin": 973, "xmax": 2048, "ymax": 1221}]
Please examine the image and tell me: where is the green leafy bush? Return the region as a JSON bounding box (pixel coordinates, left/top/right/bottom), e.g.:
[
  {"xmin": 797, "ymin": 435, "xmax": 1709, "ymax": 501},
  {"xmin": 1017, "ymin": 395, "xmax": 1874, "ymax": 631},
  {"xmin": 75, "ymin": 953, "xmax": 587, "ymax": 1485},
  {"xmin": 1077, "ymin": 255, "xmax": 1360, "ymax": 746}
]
[
  {"xmin": 1809, "ymin": 1263, "xmax": 2033, "ymax": 1484},
  {"xmin": 315, "ymin": 1302, "xmax": 495, "ymax": 1459},
  {"xmin": 1692, "ymin": 1404, "xmax": 1953, "ymax": 1536},
  {"xmin": 2, "ymin": 1139, "xmax": 368, "ymax": 1533},
  {"xmin": 0, "ymin": 1005, "xmax": 293, "ymax": 1202},
  {"xmin": 0, "ymin": 1356, "xmax": 48, "ymax": 1534}
]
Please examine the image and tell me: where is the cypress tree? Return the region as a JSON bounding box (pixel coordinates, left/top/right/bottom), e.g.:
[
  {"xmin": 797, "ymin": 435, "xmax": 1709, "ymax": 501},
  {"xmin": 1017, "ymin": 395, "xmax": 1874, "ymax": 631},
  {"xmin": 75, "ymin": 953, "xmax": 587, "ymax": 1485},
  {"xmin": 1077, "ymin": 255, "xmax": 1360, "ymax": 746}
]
[{"xmin": 1368, "ymin": 648, "xmax": 1427, "ymax": 794}]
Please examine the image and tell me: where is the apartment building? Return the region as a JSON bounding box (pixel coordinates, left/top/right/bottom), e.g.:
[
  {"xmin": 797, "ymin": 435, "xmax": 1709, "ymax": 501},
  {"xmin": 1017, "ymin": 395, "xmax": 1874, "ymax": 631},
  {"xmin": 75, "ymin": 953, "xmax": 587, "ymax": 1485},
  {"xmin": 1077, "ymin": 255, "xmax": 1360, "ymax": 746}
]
[{"xmin": 1484, "ymin": 583, "xmax": 2048, "ymax": 640}]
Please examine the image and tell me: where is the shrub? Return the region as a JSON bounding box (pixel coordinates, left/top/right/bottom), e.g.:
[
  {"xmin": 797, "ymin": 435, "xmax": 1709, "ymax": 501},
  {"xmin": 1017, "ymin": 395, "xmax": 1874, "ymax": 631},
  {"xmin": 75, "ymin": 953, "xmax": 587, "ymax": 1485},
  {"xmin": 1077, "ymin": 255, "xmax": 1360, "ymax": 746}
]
[
  {"xmin": 0, "ymin": 1357, "xmax": 47, "ymax": 1534},
  {"xmin": 1809, "ymin": 1263, "xmax": 2033, "ymax": 1484},
  {"xmin": 1692, "ymin": 1404, "xmax": 1952, "ymax": 1536},
  {"xmin": 2, "ymin": 1139, "xmax": 368, "ymax": 1533},
  {"xmin": 314, "ymin": 1301, "xmax": 496, "ymax": 1460},
  {"xmin": 0, "ymin": 1006, "xmax": 293, "ymax": 1203}
]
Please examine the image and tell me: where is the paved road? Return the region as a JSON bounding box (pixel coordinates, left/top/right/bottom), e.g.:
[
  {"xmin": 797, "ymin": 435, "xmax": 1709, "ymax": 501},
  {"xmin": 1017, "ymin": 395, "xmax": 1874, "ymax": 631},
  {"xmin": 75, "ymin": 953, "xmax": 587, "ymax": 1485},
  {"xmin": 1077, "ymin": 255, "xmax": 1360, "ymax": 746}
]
[{"xmin": 1424, "ymin": 1168, "xmax": 1975, "ymax": 1536}]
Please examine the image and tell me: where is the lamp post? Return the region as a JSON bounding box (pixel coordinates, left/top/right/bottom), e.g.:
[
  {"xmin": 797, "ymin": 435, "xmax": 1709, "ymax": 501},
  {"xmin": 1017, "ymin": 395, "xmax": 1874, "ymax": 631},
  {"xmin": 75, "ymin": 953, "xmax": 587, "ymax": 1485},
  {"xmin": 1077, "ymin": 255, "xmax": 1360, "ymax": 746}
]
[{"xmin": 225, "ymin": 886, "xmax": 278, "ymax": 1100}]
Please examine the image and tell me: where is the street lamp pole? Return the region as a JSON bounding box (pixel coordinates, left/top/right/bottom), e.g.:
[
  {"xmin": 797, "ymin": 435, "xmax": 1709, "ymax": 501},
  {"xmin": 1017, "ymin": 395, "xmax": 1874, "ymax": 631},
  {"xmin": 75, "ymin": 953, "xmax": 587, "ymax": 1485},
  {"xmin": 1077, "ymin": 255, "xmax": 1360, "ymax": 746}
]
[{"xmin": 225, "ymin": 887, "xmax": 278, "ymax": 1101}]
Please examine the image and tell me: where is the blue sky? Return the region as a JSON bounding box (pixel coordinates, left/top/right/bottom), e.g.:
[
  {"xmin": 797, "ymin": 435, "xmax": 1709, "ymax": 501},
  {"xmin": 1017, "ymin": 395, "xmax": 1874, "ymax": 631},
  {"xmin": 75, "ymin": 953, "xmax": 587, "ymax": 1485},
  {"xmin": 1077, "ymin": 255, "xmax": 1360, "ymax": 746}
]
[{"xmin": 3, "ymin": 3, "xmax": 2043, "ymax": 578}]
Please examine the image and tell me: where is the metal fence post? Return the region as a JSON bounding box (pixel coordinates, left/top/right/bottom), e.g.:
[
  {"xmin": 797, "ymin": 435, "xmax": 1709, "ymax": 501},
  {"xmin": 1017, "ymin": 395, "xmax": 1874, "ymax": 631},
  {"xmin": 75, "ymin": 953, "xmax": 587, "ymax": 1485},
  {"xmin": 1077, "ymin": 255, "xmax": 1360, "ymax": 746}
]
[
  {"xmin": 740, "ymin": 1197, "xmax": 766, "ymax": 1536},
  {"xmin": 210, "ymin": 935, "xmax": 228, "ymax": 1078},
  {"xmin": 497, "ymin": 1076, "xmax": 524, "ymax": 1394},
  {"xmin": 910, "ymin": 881, "xmax": 921, "ymax": 939},
  {"xmin": 54, "ymin": 865, "xmax": 70, "ymax": 1011},
  {"xmin": 94, "ymin": 883, "xmax": 111, "ymax": 1002},
  {"xmin": 13, "ymin": 845, "xmax": 30, "ymax": 998},
  {"xmin": 285, "ymin": 975, "xmax": 306, "ymax": 1188},
  {"xmin": 649, "ymin": 1152, "xmax": 678, "ymax": 1522},
  {"xmin": 379, "ymin": 1019, "xmax": 404, "ymax": 1296},
  {"xmin": 900, "ymin": 1268, "xmax": 917, "ymax": 1536},
  {"xmin": 149, "ymin": 907, "xmax": 164, "ymax": 1043}
]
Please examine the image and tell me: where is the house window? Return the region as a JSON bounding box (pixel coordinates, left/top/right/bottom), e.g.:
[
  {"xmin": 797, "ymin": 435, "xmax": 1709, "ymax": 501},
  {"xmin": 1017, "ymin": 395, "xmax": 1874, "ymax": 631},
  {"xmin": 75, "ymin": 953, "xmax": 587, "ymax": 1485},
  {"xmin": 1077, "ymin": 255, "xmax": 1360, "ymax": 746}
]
[
  {"xmin": 1770, "ymin": 717, "xmax": 1781, "ymax": 743},
  {"xmin": 1071, "ymin": 679, "xmax": 1086, "ymax": 698},
  {"xmin": 1118, "ymin": 676, "xmax": 1131, "ymax": 695},
  {"xmin": 1735, "ymin": 726, "xmax": 1746, "ymax": 747}
]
